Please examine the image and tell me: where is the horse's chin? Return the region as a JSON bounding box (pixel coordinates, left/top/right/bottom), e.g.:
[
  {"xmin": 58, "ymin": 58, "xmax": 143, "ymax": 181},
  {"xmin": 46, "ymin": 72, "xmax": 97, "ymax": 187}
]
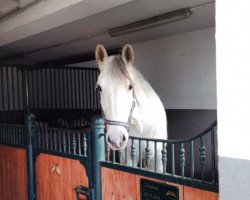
[{"xmin": 108, "ymin": 143, "xmax": 127, "ymax": 151}]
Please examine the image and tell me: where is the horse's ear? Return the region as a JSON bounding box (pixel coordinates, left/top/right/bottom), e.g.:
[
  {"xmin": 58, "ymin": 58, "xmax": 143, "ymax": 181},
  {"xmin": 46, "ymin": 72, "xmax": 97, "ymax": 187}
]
[
  {"xmin": 122, "ymin": 43, "xmax": 134, "ymax": 65},
  {"xmin": 95, "ymin": 44, "xmax": 108, "ymax": 66}
]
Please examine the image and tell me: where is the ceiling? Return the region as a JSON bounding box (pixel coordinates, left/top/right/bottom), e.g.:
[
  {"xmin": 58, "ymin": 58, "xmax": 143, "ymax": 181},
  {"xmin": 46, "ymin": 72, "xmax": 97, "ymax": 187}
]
[{"xmin": 0, "ymin": 0, "xmax": 215, "ymax": 65}]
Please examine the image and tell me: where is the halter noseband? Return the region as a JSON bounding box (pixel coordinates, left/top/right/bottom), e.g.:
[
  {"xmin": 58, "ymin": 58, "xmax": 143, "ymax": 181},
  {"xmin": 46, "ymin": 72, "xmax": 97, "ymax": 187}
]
[{"xmin": 102, "ymin": 88, "xmax": 138, "ymax": 130}]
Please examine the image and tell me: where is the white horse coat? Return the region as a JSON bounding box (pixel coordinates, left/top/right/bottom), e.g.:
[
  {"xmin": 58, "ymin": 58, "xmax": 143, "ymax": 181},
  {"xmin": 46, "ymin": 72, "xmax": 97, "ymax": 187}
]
[{"xmin": 95, "ymin": 44, "xmax": 167, "ymax": 171}]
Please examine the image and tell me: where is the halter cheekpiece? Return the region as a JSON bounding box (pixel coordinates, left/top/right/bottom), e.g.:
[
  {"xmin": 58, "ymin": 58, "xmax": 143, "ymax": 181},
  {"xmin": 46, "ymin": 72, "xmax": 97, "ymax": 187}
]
[{"xmin": 102, "ymin": 87, "xmax": 138, "ymax": 130}]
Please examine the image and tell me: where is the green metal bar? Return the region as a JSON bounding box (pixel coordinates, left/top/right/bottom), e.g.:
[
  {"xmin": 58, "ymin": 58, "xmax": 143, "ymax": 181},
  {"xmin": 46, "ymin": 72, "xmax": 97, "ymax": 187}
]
[
  {"xmin": 45, "ymin": 129, "xmax": 49, "ymax": 149},
  {"xmin": 106, "ymin": 141, "xmax": 110, "ymax": 162},
  {"xmin": 139, "ymin": 139, "xmax": 142, "ymax": 168},
  {"xmin": 211, "ymin": 128, "xmax": 216, "ymax": 183},
  {"xmin": 63, "ymin": 131, "xmax": 66, "ymax": 153},
  {"xmin": 179, "ymin": 143, "xmax": 185, "ymax": 177},
  {"xmin": 54, "ymin": 131, "xmax": 57, "ymax": 151},
  {"xmin": 131, "ymin": 139, "xmax": 136, "ymax": 167},
  {"xmin": 68, "ymin": 130, "xmax": 71, "ymax": 153},
  {"xmin": 78, "ymin": 132, "xmax": 81, "ymax": 155},
  {"xmin": 145, "ymin": 141, "xmax": 150, "ymax": 170},
  {"xmin": 26, "ymin": 114, "xmax": 36, "ymax": 200},
  {"xmin": 83, "ymin": 134, "xmax": 87, "ymax": 156},
  {"xmin": 59, "ymin": 131, "xmax": 62, "ymax": 152},
  {"xmin": 199, "ymin": 136, "xmax": 206, "ymax": 181},
  {"xmin": 90, "ymin": 115, "xmax": 105, "ymax": 200},
  {"xmin": 162, "ymin": 142, "xmax": 167, "ymax": 174},
  {"xmin": 154, "ymin": 141, "xmax": 157, "ymax": 173},
  {"xmin": 190, "ymin": 140, "xmax": 194, "ymax": 179},
  {"xmin": 73, "ymin": 132, "xmax": 76, "ymax": 155},
  {"xmin": 125, "ymin": 146, "xmax": 128, "ymax": 166}
]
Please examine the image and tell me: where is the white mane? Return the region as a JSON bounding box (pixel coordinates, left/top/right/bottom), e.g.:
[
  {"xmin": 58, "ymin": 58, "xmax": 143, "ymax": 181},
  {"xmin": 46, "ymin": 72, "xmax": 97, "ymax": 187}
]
[{"xmin": 127, "ymin": 66, "xmax": 167, "ymax": 139}]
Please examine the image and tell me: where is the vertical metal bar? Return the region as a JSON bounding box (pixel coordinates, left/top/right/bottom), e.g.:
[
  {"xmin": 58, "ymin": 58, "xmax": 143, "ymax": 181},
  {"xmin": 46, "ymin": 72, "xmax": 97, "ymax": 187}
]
[
  {"xmin": 17, "ymin": 69, "xmax": 21, "ymax": 124},
  {"xmin": 54, "ymin": 68, "xmax": 58, "ymax": 109},
  {"xmin": 6, "ymin": 67, "xmax": 10, "ymax": 122},
  {"xmin": 54, "ymin": 131, "xmax": 57, "ymax": 151},
  {"xmin": 78, "ymin": 132, "xmax": 81, "ymax": 155},
  {"xmin": 82, "ymin": 70, "xmax": 86, "ymax": 109},
  {"xmin": 199, "ymin": 136, "xmax": 206, "ymax": 181},
  {"xmin": 62, "ymin": 69, "xmax": 66, "ymax": 109},
  {"xmin": 211, "ymin": 128, "xmax": 216, "ymax": 183},
  {"xmin": 154, "ymin": 141, "xmax": 157, "ymax": 173},
  {"xmin": 90, "ymin": 115, "xmax": 105, "ymax": 200},
  {"xmin": 73, "ymin": 131, "xmax": 76, "ymax": 155},
  {"xmin": 70, "ymin": 70, "xmax": 74, "ymax": 109},
  {"xmin": 25, "ymin": 70, "xmax": 30, "ymax": 114},
  {"xmin": 31, "ymin": 70, "xmax": 36, "ymax": 111},
  {"xmin": 95, "ymin": 70, "xmax": 100, "ymax": 109},
  {"xmin": 68, "ymin": 130, "xmax": 71, "ymax": 153},
  {"xmin": 162, "ymin": 142, "xmax": 167, "ymax": 174},
  {"xmin": 78, "ymin": 69, "xmax": 82, "ymax": 109},
  {"xmin": 66, "ymin": 69, "xmax": 70, "ymax": 109},
  {"xmin": 58, "ymin": 69, "xmax": 62, "ymax": 109},
  {"xmin": 91, "ymin": 70, "xmax": 95, "ymax": 109},
  {"xmin": 38, "ymin": 129, "xmax": 41, "ymax": 148},
  {"xmin": 139, "ymin": 139, "xmax": 142, "ymax": 168},
  {"xmin": 63, "ymin": 131, "xmax": 66, "ymax": 153},
  {"xmin": 40, "ymin": 69, "xmax": 44, "ymax": 110},
  {"xmin": 1, "ymin": 67, "xmax": 6, "ymax": 123},
  {"xmin": 50, "ymin": 130, "xmax": 53, "ymax": 150},
  {"xmin": 26, "ymin": 114, "xmax": 37, "ymax": 200},
  {"xmin": 45, "ymin": 69, "xmax": 49, "ymax": 110},
  {"xmin": 190, "ymin": 140, "xmax": 194, "ymax": 179},
  {"xmin": 171, "ymin": 144, "xmax": 175, "ymax": 176},
  {"xmin": 125, "ymin": 146, "xmax": 128, "ymax": 166},
  {"xmin": 11, "ymin": 67, "xmax": 16, "ymax": 123},
  {"xmin": 59, "ymin": 130, "xmax": 62, "ymax": 152},
  {"xmin": 45, "ymin": 129, "xmax": 49, "ymax": 149},
  {"xmin": 106, "ymin": 142, "xmax": 110, "ymax": 162},
  {"xmin": 131, "ymin": 139, "xmax": 136, "ymax": 167},
  {"xmin": 49, "ymin": 68, "xmax": 53, "ymax": 109},
  {"xmin": 83, "ymin": 133, "xmax": 87, "ymax": 156},
  {"xmin": 36, "ymin": 70, "xmax": 40, "ymax": 109},
  {"xmin": 145, "ymin": 141, "xmax": 150, "ymax": 170},
  {"xmin": 74, "ymin": 69, "xmax": 77, "ymax": 109},
  {"xmin": 179, "ymin": 143, "xmax": 185, "ymax": 177},
  {"xmin": 86, "ymin": 70, "xmax": 89, "ymax": 109}
]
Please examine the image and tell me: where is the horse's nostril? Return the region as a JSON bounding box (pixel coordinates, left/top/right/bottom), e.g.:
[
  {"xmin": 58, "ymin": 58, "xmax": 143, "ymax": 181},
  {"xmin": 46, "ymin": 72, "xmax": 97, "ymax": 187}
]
[
  {"xmin": 108, "ymin": 135, "xmax": 112, "ymax": 143},
  {"xmin": 122, "ymin": 134, "xmax": 126, "ymax": 142}
]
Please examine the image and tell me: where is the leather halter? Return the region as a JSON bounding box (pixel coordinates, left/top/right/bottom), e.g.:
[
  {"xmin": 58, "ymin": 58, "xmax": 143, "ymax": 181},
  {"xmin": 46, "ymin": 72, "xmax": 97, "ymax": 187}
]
[{"xmin": 102, "ymin": 87, "xmax": 138, "ymax": 130}]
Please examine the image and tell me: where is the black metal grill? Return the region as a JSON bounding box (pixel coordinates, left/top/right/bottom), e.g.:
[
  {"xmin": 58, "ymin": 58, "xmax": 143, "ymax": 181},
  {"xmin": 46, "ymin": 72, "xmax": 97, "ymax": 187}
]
[{"xmin": 0, "ymin": 64, "xmax": 101, "ymax": 127}]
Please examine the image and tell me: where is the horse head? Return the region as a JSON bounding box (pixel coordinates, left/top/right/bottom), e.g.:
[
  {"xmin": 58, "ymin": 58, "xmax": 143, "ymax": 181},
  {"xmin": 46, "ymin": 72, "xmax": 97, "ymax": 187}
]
[{"xmin": 95, "ymin": 43, "xmax": 137, "ymax": 150}]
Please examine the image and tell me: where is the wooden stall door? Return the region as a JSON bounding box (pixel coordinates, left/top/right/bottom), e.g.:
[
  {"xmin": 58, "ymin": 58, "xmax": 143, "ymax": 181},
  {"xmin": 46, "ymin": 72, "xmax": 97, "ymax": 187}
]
[
  {"xmin": 36, "ymin": 154, "xmax": 89, "ymax": 200},
  {"xmin": 101, "ymin": 167, "xmax": 218, "ymax": 200},
  {"xmin": 0, "ymin": 145, "xmax": 28, "ymax": 200}
]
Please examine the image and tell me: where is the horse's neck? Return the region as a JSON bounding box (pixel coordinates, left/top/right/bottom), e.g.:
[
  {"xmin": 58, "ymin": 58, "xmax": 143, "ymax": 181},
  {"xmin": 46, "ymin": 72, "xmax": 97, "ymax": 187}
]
[{"xmin": 129, "ymin": 69, "xmax": 167, "ymax": 139}]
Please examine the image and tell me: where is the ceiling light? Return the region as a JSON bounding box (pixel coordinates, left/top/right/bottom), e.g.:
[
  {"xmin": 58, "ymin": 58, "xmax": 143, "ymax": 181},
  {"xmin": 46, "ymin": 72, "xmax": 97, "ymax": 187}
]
[{"xmin": 109, "ymin": 8, "xmax": 192, "ymax": 37}]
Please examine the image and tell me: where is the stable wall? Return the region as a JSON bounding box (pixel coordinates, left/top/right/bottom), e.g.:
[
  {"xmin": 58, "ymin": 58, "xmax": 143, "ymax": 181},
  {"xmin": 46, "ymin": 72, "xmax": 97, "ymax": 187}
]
[{"xmin": 76, "ymin": 27, "xmax": 216, "ymax": 110}]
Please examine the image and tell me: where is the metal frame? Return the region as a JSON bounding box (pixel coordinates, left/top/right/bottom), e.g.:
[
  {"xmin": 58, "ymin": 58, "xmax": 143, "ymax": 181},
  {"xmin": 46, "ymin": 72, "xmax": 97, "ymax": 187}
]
[
  {"xmin": 0, "ymin": 114, "xmax": 218, "ymax": 200},
  {"xmin": 101, "ymin": 119, "xmax": 218, "ymax": 193}
]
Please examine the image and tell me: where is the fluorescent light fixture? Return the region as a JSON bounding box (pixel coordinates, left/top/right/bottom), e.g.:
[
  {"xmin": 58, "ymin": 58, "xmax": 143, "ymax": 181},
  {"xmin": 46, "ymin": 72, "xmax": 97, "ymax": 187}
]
[{"xmin": 109, "ymin": 8, "xmax": 192, "ymax": 37}]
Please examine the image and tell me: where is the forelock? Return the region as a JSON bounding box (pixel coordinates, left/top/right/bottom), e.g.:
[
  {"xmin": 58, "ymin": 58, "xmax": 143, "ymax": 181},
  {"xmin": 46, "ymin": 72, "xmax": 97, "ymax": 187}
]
[{"xmin": 109, "ymin": 55, "xmax": 133, "ymax": 84}]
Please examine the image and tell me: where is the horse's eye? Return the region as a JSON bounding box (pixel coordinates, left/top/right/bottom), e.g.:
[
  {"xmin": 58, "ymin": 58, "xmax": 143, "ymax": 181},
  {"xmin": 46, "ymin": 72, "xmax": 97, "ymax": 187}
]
[
  {"xmin": 128, "ymin": 84, "xmax": 133, "ymax": 90},
  {"xmin": 96, "ymin": 85, "xmax": 102, "ymax": 92}
]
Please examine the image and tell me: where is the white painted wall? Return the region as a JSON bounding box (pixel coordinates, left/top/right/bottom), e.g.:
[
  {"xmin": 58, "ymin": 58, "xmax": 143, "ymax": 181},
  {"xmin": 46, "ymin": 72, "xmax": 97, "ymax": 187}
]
[
  {"xmin": 217, "ymin": 0, "xmax": 250, "ymax": 199},
  {"xmin": 74, "ymin": 27, "xmax": 216, "ymax": 110}
]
